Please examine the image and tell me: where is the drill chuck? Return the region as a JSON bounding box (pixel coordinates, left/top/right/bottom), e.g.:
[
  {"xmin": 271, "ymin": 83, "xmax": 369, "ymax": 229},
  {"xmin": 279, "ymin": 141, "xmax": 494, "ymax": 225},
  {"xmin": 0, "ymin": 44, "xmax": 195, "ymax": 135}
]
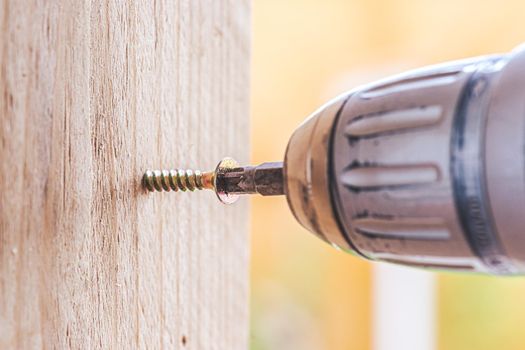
[{"xmin": 284, "ymin": 44, "xmax": 525, "ymax": 275}]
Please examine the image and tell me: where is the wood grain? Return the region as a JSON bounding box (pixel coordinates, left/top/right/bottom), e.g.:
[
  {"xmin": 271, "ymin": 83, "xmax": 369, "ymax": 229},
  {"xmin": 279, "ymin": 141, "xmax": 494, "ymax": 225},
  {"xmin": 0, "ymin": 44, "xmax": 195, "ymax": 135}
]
[{"xmin": 0, "ymin": 1, "xmax": 250, "ymax": 348}]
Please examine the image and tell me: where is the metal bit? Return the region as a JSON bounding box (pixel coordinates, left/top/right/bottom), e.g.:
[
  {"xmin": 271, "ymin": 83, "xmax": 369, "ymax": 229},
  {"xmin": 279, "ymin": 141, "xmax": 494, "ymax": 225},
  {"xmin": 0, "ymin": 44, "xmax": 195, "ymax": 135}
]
[{"xmin": 143, "ymin": 158, "xmax": 284, "ymax": 204}]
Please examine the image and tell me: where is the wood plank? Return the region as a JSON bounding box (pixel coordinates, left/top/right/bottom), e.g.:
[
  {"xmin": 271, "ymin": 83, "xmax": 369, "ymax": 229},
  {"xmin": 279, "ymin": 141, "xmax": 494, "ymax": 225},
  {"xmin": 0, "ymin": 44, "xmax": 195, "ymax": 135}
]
[{"xmin": 0, "ymin": 1, "xmax": 250, "ymax": 348}]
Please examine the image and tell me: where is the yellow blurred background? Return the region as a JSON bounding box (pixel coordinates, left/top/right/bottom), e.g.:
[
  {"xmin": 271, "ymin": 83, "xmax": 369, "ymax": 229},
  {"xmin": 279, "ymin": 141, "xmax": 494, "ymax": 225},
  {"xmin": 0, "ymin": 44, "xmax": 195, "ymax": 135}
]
[{"xmin": 250, "ymin": 1, "xmax": 525, "ymax": 349}]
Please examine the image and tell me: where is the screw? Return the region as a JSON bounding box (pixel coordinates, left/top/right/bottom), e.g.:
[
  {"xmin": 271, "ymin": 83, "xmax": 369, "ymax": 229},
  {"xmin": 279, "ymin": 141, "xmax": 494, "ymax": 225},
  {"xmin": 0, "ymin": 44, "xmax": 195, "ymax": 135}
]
[{"xmin": 143, "ymin": 158, "xmax": 242, "ymax": 204}]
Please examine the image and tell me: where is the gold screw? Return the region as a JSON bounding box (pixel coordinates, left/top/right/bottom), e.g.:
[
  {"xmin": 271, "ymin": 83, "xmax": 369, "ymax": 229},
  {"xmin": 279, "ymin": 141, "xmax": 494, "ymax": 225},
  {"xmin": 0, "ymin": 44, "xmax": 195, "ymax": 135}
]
[{"xmin": 142, "ymin": 158, "xmax": 241, "ymax": 204}]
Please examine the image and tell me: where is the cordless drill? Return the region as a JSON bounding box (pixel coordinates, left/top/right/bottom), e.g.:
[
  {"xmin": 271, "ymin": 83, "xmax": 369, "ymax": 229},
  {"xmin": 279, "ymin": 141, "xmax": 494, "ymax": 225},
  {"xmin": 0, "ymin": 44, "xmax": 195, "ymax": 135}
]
[{"xmin": 145, "ymin": 44, "xmax": 525, "ymax": 275}]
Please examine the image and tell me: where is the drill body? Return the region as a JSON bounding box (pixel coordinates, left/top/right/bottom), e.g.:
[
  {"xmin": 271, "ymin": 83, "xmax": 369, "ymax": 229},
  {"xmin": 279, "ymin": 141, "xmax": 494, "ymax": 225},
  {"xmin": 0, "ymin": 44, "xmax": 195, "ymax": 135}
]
[{"xmin": 284, "ymin": 44, "xmax": 525, "ymax": 275}]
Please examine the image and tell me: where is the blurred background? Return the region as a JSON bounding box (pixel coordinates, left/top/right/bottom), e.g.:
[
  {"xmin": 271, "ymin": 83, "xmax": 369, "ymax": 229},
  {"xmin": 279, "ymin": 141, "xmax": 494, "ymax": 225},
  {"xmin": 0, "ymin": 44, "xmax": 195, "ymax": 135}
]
[{"xmin": 250, "ymin": 1, "xmax": 525, "ymax": 349}]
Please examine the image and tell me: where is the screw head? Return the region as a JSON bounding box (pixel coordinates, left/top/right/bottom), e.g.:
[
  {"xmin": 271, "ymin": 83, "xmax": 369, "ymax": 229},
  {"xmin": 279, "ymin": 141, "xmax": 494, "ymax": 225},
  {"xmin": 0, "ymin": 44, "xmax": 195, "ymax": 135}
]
[{"xmin": 214, "ymin": 157, "xmax": 240, "ymax": 204}]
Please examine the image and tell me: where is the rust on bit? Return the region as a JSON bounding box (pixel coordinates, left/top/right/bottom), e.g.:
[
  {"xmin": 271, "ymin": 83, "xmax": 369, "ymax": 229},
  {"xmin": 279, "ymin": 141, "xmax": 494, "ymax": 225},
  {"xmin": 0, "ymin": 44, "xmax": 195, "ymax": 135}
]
[{"xmin": 215, "ymin": 161, "xmax": 284, "ymax": 197}]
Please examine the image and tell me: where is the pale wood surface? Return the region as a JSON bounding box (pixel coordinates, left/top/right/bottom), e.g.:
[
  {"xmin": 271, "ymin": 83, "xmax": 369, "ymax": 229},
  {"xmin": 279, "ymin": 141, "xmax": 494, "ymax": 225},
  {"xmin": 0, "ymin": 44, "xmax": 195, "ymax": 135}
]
[{"xmin": 0, "ymin": 1, "xmax": 250, "ymax": 348}]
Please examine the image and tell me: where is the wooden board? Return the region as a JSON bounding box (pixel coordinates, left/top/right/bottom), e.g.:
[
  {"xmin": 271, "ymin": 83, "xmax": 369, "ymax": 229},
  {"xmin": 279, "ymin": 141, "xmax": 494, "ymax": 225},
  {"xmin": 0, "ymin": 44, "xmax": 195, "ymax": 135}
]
[{"xmin": 0, "ymin": 1, "xmax": 250, "ymax": 348}]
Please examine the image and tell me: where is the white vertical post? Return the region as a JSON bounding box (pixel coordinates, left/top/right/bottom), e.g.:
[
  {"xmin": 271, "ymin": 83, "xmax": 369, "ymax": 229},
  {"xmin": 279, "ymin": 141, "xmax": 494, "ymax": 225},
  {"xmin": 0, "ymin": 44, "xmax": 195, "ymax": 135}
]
[{"xmin": 373, "ymin": 263, "xmax": 436, "ymax": 350}]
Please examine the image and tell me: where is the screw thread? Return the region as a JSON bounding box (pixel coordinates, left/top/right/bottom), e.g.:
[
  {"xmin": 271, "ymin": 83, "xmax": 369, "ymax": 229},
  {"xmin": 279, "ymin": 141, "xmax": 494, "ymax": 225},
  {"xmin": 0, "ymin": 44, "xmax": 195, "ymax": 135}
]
[{"xmin": 143, "ymin": 169, "xmax": 214, "ymax": 192}]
